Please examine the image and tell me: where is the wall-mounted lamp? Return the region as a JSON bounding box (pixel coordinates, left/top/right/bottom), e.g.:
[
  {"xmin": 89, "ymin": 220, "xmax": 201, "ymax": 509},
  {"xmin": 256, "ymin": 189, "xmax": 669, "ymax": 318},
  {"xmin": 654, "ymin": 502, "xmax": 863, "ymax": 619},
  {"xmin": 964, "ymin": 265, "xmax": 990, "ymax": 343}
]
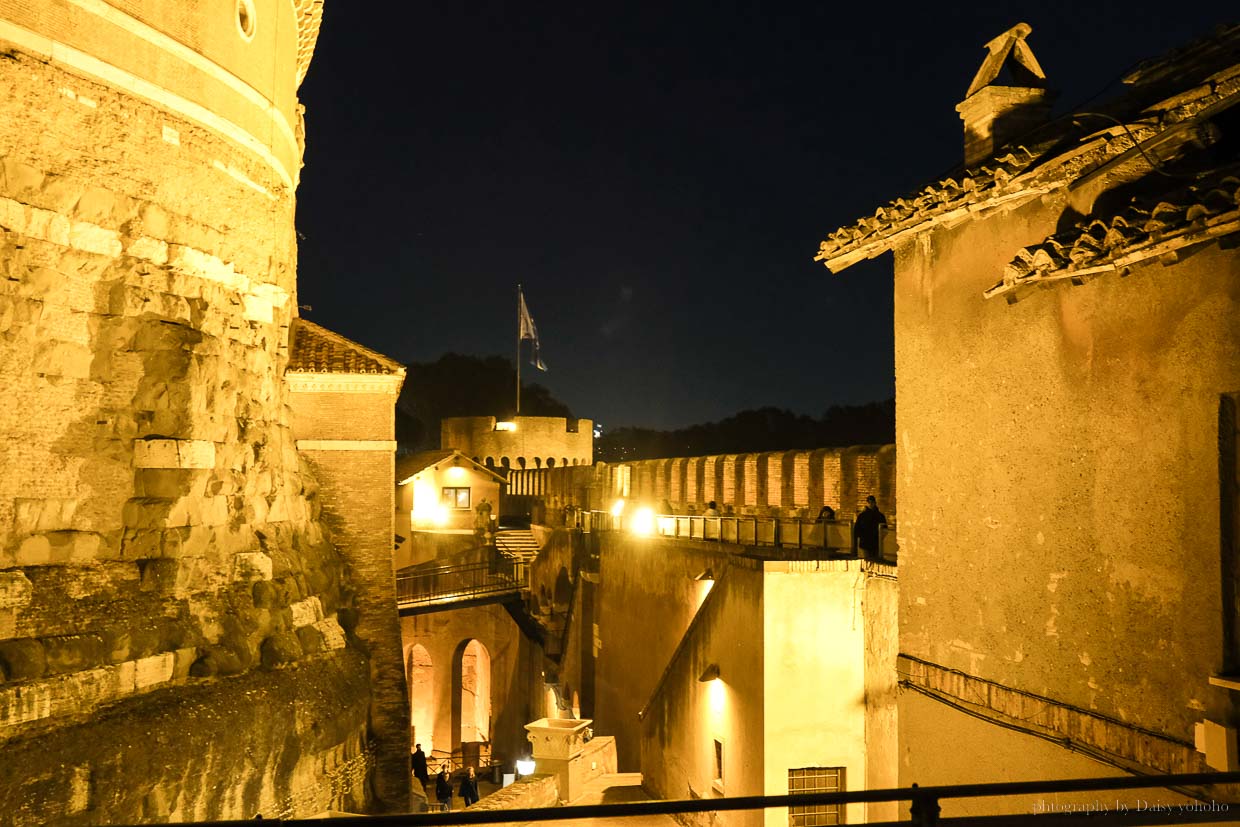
[
  {"xmin": 515, "ymin": 757, "xmax": 536, "ymax": 777},
  {"xmin": 698, "ymin": 664, "xmax": 721, "ymax": 683}
]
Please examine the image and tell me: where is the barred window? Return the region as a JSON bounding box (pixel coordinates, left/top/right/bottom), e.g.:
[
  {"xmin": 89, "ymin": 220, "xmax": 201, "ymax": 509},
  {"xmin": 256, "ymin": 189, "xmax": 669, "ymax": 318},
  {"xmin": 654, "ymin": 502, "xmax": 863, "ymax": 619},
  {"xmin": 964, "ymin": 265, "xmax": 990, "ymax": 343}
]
[{"xmin": 788, "ymin": 767, "xmax": 845, "ymax": 826}]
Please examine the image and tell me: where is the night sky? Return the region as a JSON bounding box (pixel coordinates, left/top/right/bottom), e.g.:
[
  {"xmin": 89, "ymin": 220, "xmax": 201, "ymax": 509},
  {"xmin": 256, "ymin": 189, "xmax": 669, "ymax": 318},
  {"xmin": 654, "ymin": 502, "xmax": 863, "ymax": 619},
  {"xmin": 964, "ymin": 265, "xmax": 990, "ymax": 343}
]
[{"xmin": 295, "ymin": 2, "xmax": 1229, "ymax": 431}]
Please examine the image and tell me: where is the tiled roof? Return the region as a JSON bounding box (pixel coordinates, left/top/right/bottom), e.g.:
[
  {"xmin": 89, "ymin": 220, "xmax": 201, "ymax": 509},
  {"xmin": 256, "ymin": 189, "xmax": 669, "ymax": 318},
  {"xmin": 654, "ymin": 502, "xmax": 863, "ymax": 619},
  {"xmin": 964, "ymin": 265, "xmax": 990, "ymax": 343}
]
[
  {"xmin": 815, "ymin": 24, "xmax": 1240, "ymax": 273},
  {"xmin": 288, "ymin": 318, "xmax": 405, "ymax": 375},
  {"xmin": 396, "ymin": 450, "xmax": 506, "ymax": 484},
  {"xmin": 985, "ymin": 171, "xmax": 1240, "ymax": 300}
]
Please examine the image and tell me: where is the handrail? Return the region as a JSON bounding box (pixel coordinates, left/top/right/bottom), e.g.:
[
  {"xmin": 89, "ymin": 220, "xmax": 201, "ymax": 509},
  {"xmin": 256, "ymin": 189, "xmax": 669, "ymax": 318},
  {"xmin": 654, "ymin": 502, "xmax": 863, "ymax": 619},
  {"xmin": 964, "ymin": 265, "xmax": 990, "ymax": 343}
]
[
  {"xmin": 395, "ymin": 557, "xmax": 529, "ymax": 607},
  {"xmin": 576, "ymin": 509, "xmax": 894, "ymax": 559},
  {"xmin": 227, "ymin": 770, "xmax": 1240, "ymax": 825}
]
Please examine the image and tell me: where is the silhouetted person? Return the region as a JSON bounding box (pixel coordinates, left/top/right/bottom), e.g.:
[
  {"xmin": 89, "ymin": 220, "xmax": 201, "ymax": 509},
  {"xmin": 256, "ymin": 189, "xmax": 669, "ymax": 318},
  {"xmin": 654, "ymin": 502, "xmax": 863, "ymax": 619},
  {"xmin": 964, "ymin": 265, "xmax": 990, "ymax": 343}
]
[
  {"xmin": 459, "ymin": 767, "xmax": 480, "ymax": 807},
  {"xmin": 855, "ymin": 495, "xmax": 887, "ymax": 558},
  {"xmin": 703, "ymin": 501, "xmax": 720, "ymax": 517},
  {"xmin": 412, "ymin": 743, "xmax": 429, "ymax": 788},
  {"xmin": 816, "ymin": 505, "xmax": 836, "ymax": 522},
  {"xmin": 435, "ymin": 769, "xmax": 453, "ymax": 810}
]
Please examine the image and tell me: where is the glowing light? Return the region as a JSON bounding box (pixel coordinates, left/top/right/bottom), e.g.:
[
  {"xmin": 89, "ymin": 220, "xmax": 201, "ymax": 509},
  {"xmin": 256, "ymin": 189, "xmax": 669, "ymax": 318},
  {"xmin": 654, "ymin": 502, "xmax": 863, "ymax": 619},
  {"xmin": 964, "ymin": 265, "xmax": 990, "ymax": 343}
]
[
  {"xmin": 495, "ymin": 421, "xmax": 517, "ymax": 432},
  {"xmin": 610, "ymin": 499, "xmax": 626, "ymax": 517},
  {"xmin": 432, "ymin": 504, "xmax": 450, "ymax": 526},
  {"xmin": 446, "ymin": 465, "xmax": 467, "ymax": 480},
  {"xmin": 631, "ymin": 507, "xmax": 655, "ymax": 536},
  {"xmin": 515, "ymin": 758, "xmax": 536, "ymax": 776},
  {"xmin": 708, "ymin": 678, "xmax": 725, "ymax": 714}
]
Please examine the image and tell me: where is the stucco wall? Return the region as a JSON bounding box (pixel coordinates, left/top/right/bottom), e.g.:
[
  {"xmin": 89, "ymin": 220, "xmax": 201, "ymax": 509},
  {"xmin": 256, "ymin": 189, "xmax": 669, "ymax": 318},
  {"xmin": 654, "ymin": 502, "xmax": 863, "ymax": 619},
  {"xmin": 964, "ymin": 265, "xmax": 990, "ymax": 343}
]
[
  {"xmin": 762, "ymin": 562, "xmax": 885, "ymax": 827},
  {"xmin": 639, "ymin": 561, "xmax": 765, "ymax": 827},
  {"xmin": 894, "ymin": 194, "xmax": 1240, "ymax": 751},
  {"xmin": 899, "ymin": 691, "xmax": 1195, "ymax": 816},
  {"xmin": 595, "ymin": 534, "xmax": 734, "ymax": 771}
]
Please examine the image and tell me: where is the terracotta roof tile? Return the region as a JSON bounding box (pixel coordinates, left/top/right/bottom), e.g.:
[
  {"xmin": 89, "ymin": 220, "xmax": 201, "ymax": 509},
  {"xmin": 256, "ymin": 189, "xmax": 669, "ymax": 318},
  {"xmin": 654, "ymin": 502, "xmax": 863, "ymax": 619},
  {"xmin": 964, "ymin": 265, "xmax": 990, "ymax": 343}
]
[
  {"xmin": 985, "ymin": 171, "xmax": 1240, "ymax": 299},
  {"xmin": 815, "ymin": 25, "xmax": 1240, "ymax": 272},
  {"xmin": 288, "ymin": 318, "xmax": 405, "ymax": 375}
]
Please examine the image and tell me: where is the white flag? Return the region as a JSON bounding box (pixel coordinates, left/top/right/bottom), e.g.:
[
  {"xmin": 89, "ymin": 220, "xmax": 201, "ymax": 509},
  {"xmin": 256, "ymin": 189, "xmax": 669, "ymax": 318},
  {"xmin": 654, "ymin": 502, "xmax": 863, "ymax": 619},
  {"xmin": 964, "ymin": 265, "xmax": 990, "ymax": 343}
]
[{"xmin": 518, "ymin": 289, "xmax": 548, "ymax": 371}]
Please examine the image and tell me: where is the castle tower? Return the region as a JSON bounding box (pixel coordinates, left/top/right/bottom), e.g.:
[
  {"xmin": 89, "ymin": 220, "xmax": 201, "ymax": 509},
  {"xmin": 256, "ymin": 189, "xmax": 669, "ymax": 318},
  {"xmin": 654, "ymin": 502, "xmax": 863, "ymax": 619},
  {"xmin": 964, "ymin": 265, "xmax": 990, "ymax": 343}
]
[{"xmin": 0, "ymin": 2, "xmax": 406, "ymax": 819}]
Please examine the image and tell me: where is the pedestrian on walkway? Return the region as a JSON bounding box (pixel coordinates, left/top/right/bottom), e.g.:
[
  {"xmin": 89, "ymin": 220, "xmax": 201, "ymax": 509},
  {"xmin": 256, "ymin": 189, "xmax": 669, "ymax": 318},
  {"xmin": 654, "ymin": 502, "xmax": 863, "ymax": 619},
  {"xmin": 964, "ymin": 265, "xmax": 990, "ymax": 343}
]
[
  {"xmin": 435, "ymin": 768, "xmax": 453, "ymax": 811},
  {"xmin": 459, "ymin": 767, "xmax": 480, "ymax": 807}
]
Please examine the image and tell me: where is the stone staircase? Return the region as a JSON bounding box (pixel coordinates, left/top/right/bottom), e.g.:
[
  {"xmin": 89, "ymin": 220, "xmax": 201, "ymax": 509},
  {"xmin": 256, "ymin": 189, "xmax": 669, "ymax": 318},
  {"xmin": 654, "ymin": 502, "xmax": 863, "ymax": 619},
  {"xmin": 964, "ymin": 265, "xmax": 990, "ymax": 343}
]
[{"xmin": 495, "ymin": 529, "xmax": 539, "ymax": 562}]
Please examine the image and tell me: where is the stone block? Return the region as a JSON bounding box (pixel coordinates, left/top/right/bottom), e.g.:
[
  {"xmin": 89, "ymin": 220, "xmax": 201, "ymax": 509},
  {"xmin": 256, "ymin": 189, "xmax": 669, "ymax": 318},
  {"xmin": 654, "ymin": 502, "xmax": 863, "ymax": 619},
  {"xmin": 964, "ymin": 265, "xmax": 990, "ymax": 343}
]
[
  {"xmin": 134, "ymin": 469, "xmax": 197, "ymax": 499},
  {"xmin": 133, "ymin": 652, "xmax": 175, "ymax": 689},
  {"xmin": 289, "ymin": 596, "xmax": 322, "ymax": 628},
  {"xmin": 43, "ymin": 634, "xmax": 107, "ymax": 675},
  {"xmin": 133, "ymin": 438, "xmax": 216, "ymax": 470},
  {"xmin": 259, "ymin": 632, "xmax": 302, "ymax": 670},
  {"xmin": 242, "ymin": 292, "xmax": 273, "ymax": 323},
  {"xmin": 295, "ymin": 624, "xmax": 325, "ymax": 655},
  {"xmin": 125, "ymin": 235, "xmax": 168, "ymax": 264},
  {"xmin": 13, "ymin": 534, "xmax": 51, "ymax": 566},
  {"xmin": 161, "ymin": 526, "xmax": 214, "ymax": 558},
  {"xmin": 73, "ymin": 186, "xmax": 114, "ymax": 225},
  {"xmin": 0, "ymin": 573, "xmax": 31, "ymax": 610},
  {"xmin": 233, "ymin": 552, "xmax": 273, "ymax": 583},
  {"xmin": 68, "ymin": 222, "xmax": 121, "ymax": 257},
  {"xmin": 2, "ymin": 158, "xmax": 45, "ymax": 196},
  {"xmin": 172, "ymin": 646, "xmax": 196, "ymax": 679},
  {"xmin": 314, "ymin": 616, "xmax": 347, "ymax": 651},
  {"xmin": 32, "ymin": 340, "xmax": 92, "ymax": 379},
  {"xmin": 0, "ymin": 639, "xmax": 47, "ymax": 680}
]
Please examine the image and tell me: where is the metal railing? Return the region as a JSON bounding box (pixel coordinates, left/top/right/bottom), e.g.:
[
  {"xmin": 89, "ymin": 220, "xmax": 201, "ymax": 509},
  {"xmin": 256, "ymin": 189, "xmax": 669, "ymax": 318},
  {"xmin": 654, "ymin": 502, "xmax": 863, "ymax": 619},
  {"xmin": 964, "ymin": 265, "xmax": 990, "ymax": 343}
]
[
  {"xmin": 395, "ymin": 557, "xmax": 528, "ymax": 609},
  {"xmin": 231, "ymin": 770, "xmax": 1240, "ymax": 824},
  {"xmin": 572, "ymin": 509, "xmax": 897, "ymax": 559}
]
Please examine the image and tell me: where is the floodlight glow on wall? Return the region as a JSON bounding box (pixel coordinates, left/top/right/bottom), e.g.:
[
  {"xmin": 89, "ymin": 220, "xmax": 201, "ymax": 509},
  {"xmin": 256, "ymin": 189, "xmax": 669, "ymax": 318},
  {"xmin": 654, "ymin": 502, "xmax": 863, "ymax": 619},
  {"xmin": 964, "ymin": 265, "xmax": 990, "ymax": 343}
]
[
  {"xmin": 495, "ymin": 421, "xmax": 517, "ymax": 432},
  {"xmin": 446, "ymin": 465, "xmax": 467, "ymax": 480},
  {"xmin": 610, "ymin": 499, "xmax": 626, "ymax": 517},
  {"xmin": 631, "ymin": 507, "xmax": 655, "ymax": 535},
  {"xmin": 432, "ymin": 504, "xmax": 450, "ymax": 526}
]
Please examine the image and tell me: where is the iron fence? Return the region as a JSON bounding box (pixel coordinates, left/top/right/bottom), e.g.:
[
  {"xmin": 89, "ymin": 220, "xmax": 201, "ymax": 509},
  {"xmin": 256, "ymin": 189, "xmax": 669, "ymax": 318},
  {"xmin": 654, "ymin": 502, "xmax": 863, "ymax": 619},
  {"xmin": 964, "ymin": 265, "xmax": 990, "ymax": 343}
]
[{"xmin": 395, "ymin": 558, "xmax": 528, "ymax": 608}]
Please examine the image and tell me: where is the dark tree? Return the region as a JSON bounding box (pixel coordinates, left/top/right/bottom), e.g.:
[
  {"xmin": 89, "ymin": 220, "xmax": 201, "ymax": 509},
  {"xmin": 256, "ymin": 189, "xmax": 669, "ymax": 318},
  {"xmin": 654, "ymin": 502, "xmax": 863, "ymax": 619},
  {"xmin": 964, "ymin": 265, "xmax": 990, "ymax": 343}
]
[
  {"xmin": 397, "ymin": 353, "xmax": 573, "ymax": 450},
  {"xmin": 594, "ymin": 399, "xmax": 894, "ymax": 462}
]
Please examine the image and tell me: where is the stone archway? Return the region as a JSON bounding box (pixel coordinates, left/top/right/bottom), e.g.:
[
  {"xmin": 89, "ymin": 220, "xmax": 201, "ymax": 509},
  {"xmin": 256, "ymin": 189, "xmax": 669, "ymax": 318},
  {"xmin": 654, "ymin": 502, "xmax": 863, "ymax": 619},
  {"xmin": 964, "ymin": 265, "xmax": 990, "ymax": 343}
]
[
  {"xmin": 453, "ymin": 639, "xmax": 492, "ymax": 754},
  {"xmin": 407, "ymin": 644, "xmax": 434, "ymax": 754}
]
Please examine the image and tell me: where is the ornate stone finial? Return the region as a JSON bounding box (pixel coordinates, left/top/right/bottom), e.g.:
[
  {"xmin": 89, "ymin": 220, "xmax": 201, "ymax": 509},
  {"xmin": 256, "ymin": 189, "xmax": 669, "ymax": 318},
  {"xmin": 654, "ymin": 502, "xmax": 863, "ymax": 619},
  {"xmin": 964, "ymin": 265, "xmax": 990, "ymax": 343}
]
[
  {"xmin": 964, "ymin": 22, "xmax": 1047, "ymax": 98},
  {"xmin": 957, "ymin": 23, "xmax": 1054, "ymax": 167}
]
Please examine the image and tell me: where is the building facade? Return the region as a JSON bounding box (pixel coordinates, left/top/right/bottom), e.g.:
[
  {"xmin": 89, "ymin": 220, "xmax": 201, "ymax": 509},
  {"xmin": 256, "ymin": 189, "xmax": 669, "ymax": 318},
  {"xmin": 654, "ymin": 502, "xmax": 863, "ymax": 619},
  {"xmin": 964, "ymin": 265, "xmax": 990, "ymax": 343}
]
[{"xmin": 816, "ymin": 23, "xmax": 1240, "ymax": 811}]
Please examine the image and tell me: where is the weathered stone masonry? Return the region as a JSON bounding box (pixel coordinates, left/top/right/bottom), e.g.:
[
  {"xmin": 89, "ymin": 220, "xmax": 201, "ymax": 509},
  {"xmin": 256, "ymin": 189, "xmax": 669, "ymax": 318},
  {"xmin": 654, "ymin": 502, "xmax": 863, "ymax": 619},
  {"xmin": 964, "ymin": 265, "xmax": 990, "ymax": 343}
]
[{"xmin": 0, "ymin": 1, "xmax": 402, "ymax": 820}]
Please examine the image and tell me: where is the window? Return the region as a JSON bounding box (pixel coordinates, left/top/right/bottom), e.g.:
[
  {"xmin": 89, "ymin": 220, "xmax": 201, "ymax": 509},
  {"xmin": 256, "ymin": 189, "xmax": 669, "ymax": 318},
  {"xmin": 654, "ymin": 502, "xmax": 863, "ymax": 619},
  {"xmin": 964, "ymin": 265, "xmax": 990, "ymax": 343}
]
[
  {"xmin": 712, "ymin": 739, "xmax": 724, "ymax": 792},
  {"xmin": 442, "ymin": 487, "xmax": 470, "ymax": 509},
  {"xmin": 788, "ymin": 767, "xmax": 845, "ymax": 826}
]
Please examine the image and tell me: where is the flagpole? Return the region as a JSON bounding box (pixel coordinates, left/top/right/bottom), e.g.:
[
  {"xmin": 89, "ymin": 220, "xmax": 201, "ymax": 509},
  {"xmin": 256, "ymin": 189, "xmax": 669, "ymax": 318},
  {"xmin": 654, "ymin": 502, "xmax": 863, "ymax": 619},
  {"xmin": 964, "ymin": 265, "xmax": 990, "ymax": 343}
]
[{"xmin": 515, "ymin": 284, "xmax": 522, "ymax": 416}]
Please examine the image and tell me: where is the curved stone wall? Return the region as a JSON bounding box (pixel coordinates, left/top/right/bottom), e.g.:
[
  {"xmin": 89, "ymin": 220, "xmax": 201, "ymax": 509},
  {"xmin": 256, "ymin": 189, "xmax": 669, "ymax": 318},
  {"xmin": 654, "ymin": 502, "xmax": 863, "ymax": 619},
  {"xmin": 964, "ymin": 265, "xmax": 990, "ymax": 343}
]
[{"xmin": 0, "ymin": 2, "xmax": 394, "ymax": 820}]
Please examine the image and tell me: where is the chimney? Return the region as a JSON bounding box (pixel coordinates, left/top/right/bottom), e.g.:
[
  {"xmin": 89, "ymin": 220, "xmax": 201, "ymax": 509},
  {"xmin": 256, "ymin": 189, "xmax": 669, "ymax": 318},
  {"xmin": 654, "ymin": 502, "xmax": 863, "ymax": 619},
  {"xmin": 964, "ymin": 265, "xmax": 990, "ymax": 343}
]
[{"xmin": 956, "ymin": 23, "xmax": 1054, "ymax": 167}]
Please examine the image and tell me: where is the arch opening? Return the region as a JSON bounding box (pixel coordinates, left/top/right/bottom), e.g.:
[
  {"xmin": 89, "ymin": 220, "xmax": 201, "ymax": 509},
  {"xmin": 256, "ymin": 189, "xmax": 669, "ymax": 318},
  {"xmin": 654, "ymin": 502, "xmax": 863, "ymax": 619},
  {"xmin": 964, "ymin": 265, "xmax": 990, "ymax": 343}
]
[{"xmin": 407, "ymin": 644, "xmax": 434, "ymax": 754}]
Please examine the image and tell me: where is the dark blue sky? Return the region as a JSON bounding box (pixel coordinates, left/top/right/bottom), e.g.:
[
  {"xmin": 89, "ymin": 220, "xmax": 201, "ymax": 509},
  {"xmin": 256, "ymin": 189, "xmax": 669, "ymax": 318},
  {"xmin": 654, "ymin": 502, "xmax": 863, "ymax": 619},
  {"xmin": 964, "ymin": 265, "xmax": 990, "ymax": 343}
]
[{"xmin": 295, "ymin": 2, "xmax": 1229, "ymax": 430}]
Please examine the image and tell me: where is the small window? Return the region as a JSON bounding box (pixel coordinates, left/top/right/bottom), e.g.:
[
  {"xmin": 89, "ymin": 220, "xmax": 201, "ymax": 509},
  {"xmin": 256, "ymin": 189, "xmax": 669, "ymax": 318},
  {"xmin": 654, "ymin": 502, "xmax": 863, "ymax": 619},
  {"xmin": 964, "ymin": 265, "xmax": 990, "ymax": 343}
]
[
  {"xmin": 789, "ymin": 767, "xmax": 845, "ymax": 826},
  {"xmin": 442, "ymin": 487, "xmax": 470, "ymax": 509},
  {"xmin": 236, "ymin": 0, "xmax": 256, "ymax": 40},
  {"xmin": 713, "ymin": 739, "xmax": 724, "ymax": 791}
]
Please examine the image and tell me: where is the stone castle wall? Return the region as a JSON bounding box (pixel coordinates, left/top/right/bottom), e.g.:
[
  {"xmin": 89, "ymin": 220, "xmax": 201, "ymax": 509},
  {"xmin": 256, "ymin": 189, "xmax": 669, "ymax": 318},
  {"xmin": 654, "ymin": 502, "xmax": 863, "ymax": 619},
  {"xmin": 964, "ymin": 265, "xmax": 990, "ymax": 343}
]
[
  {"xmin": 442, "ymin": 415, "xmax": 593, "ymax": 469},
  {"xmin": 0, "ymin": 3, "xmax": 390, "ymax": 820},
  {"xmin": 507, "ymin": 445, "xmax": 896, "ymax": 520}
]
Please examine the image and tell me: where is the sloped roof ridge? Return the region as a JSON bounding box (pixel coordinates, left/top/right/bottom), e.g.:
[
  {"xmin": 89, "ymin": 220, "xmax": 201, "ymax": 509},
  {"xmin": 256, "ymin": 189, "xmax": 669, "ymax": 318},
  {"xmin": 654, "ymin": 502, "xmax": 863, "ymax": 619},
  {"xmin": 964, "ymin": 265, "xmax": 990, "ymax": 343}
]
[
  {"xmin": 986, "ymin": 166, "xmax": 1240, "ymax": 299},
  {"xmin": 288, "ymin": 317, "xmax": 406, "ymax": 375},
  {"xmin": 815, "ymin": 26, "xmax": 1240, "ymax": 272}
]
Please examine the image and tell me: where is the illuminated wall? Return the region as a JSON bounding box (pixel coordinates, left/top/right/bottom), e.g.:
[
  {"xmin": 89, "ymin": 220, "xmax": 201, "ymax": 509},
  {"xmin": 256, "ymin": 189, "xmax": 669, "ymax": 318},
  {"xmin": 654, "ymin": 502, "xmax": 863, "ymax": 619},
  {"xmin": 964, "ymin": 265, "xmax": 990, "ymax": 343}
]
[
  {"xmin": 441, "ymin": 415, "xmax": 594, "ymax": 469},
  {"xmin": 0, "ymin": 1, "xmax": 407, "ymax": 819}
]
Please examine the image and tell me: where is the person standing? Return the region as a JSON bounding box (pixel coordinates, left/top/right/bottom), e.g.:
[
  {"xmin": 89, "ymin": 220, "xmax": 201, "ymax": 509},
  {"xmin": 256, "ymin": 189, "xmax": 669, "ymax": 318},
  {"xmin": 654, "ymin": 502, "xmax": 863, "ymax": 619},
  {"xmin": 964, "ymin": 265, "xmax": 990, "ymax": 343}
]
[
  {"xmin": 854, "ymin": 495, "xmax": 887, "ymax": 558},
  {"xmin": 411, "ymin": 743, "xmax": 429, "ymax": 790},
  {"xmin": 459, "ymin": 766, "xmax": 480, "ymax": 807},
  {"xmin": 435, "ymin": 768, "xmax": 453, "ymax": 811}
]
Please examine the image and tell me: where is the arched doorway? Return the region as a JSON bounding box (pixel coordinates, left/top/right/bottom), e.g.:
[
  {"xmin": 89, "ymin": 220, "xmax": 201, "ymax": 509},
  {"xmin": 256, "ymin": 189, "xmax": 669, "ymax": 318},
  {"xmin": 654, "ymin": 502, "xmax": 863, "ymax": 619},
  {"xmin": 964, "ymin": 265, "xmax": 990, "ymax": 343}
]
[
  {"xmin": 407, "ymin": 644, "xmax": 434, "ymax": 754},
  {"xmin": 453, "ymin": 639, "xmax": 492, "ymax": 758}
]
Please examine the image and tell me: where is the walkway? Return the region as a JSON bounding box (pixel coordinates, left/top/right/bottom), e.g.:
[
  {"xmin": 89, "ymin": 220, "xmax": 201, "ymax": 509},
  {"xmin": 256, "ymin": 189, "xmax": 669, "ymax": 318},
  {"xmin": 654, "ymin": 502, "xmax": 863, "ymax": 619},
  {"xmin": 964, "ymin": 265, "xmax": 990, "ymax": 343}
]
[{"xmin": 511, "ymin": 774, "xmax": 677, "ymax": 827}]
